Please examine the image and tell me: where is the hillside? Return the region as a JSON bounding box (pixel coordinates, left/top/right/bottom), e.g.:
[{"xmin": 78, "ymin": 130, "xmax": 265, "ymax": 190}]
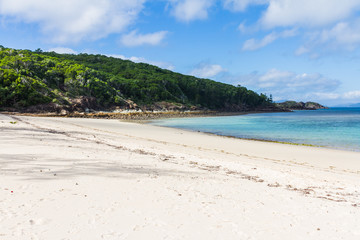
[{"xmin": 0, "ymin": 46, "xmax": 276, "ymax": 113}]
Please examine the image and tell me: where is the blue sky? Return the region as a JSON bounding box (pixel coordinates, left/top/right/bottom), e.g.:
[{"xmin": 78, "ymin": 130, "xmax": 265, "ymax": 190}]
[{"xmin": 1, "ymin": 0, "xmax": 360, "ymax": 106}]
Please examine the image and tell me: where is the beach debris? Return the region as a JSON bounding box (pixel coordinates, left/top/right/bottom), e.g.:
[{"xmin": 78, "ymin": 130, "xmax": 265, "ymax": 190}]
[{"xmin": 267, "ymin": 182, "xmax": 281, "ymax": 187}]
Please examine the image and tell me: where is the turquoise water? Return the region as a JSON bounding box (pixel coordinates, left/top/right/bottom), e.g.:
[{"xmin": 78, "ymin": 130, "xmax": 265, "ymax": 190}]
[{"xmin": 150, "ymin": 108, "xmax": 360, "ymax": 152}]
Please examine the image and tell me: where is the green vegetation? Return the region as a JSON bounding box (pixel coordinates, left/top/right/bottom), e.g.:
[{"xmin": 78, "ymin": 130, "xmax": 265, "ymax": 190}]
[
  {"xmin": 276, "ymin": 101, "xmax": 327, "ymax": 110},
  {"xmin": 0, "ymin": 46, "xmax": 275, "ymax": 112}
]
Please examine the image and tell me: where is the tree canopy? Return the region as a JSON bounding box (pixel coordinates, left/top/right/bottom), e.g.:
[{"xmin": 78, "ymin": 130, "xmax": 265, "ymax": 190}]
[{"xmin": 0, "ymin": 47, "xmax": 275, "ymax": 111}]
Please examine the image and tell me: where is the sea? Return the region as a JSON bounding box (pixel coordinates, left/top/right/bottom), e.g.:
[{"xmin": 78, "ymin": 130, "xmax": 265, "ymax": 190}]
[{"xmin": 149, "ymin": 108, "xmax": 360, "ymax": 152}]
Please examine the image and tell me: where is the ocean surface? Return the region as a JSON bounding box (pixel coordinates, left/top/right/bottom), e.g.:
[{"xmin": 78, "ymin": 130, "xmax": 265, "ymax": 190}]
[{"xmin": 150, "ymin": 108, "xmax": 360, "ymax": 152}]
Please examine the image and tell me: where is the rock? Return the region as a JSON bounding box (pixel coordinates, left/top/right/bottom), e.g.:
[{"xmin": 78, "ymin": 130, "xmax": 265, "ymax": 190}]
[
  {"xmin": 71, "ymin": 96, "xmax": 98, "ymax": 112},
  {"xmin": 125, "ymin": 100, "xmax": 138, "ymax": 109},
  {"xmin": 276, "ymin": 101, "xmax": 328, "ymax": 110},
  {"xmin": 304, "ymin": 102, "xmax": 328, "ymax": 110},
  {"xmin": 60, "ymin": 109, "xmax": 69, "ymax": 115}
]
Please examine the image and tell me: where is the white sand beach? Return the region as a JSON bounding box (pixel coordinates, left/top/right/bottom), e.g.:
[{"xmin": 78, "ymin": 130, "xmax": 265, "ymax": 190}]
[{"xmin": 1, "ymin": 113, "xmax": 360, "ymax": 240}]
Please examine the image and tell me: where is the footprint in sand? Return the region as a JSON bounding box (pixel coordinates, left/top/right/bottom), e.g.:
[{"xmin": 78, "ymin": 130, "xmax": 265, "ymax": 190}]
[
  {"xmin": 101, "ymin": 232, "xmax": 128, "ymax": 240},
  {"xmin": 29, "ymin": 218, "xmax": 51, "ymax": 226}
]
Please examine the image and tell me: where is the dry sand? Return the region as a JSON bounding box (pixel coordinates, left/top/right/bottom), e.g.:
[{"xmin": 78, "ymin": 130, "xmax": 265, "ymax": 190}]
[{"xmin": 0, "ymin": 113, "xmax": 359, "ymax": 240}]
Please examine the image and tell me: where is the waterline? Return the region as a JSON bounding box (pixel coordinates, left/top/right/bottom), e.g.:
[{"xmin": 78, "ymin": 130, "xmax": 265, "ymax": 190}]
[{"xmin": 150, "ymin": 108, "xmax": 360, "ymax": 152}]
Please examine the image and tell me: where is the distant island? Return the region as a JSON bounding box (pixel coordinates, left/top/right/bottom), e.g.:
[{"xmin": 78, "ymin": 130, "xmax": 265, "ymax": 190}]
[
  {"xmin": 0, "ymin": 46, "xmax": 326, "ymax": 115},
  {"xmin": 276, "ymin": 101, "xmax": 328, "ymax": 110}
]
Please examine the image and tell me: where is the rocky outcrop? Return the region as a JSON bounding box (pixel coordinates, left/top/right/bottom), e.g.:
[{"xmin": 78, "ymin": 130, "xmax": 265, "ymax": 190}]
[
  {"xmin": 276, "ymin": 101, "xmax": 328, "ymax": 110},
  {"xmin": 70, "ymin": 96, "xmax": 98, "ymax": 112},
  {"xmin": 304, "ymin": 102, "xmax": 328, "ymax": 110}
]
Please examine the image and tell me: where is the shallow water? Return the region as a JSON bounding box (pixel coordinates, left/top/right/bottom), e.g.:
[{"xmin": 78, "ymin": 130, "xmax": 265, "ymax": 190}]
[{"xmin": 150, "ymin": 108, "xmax": 360, "ymax": 152}]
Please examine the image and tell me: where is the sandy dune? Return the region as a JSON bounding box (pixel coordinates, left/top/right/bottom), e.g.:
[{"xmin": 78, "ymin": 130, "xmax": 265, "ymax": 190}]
[{"xmin": 1, "ymin": 113, "xmax": 359, "ymax": 240}]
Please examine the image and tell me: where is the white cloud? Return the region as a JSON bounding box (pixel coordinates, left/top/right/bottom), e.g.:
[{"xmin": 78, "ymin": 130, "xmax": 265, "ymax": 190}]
[
  {"xmin": 238, "ymin": 21, "xmax": 247, "ymax": 32},
  {"xmin": 311, "ymin": 92, "xmax": 341, "ymax": 100},
  {"xmin": 295, "ymin": 19, "xmax": 360, "ymax": 56},
  {"xmin": 223, "ymin": 0, "xmax": 360, "ymax": 28},
  {"xmin": 295, "ymin": 46, "xmax": 310, "ymax": 56},
  {"xmin": 48, "ymin": 47, "xmax": 77, "ymax": 54},
  {"xmin": 190, "ymin": 63, "xmax": 226, "ymax": 78},
  {"xmin": 319, "ymin": 21, "xmax": 360, "ymax": 50},
  {"xmin": 242, "ymin": 29, "xmax": 297, "ymax": 51},
  {"xmin": 109, "ymin": 54, "xmax": 175, "ymax": 71},
  {"xmin": 242, "ymin": 32, "xmax": 277, "ymax": 51},
  {"xmin": 120, "ymin": 30, "xmax": 168, "ymax": 47},
  {"xmin": 235, "ymin": 69, "xmax": 341, "ymax": 101},
  {"xmin": 223, "ymin": 0, "xmax": 268, "ymax": 12},
  {"xmin": 344, "ymin": 90, "xmax": 360, "ymax": 99},
  {"xmin": 256, "ymin": 69, "xmax": 340, "ymax": 91},
  {"xmin": 170, "ymin": 0, "xmax": 214, "ymax": 22},
  {"xmin": 260, "ymin": 0, "xmax": 360, "ymax": 28},
  {"xmin": 231, "ymin": 1, "xmax": 360, "ymax": 55},
  {"xmin": 0, "ymin": 0, "xmax": 145, "ymax": 43},
  {"xmin": 311, "ymin": 91, "xmax": 360, "ymax": 105}
]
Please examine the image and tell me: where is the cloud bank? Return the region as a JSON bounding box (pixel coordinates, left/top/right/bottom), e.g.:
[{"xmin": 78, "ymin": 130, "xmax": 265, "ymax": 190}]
[
  {"xmin": 242, "ymin": 29, "xmax": 297, "ymax": 51},
  {"xmin": 190, "ymin": 63, "xmax": 226, "ymax": 78},
  {"xmin": 109, "ymin": 54, "xmax": 175, "ymax": 71},
  {"xmin": 235, "ymin": 69, "xmax": 341, "ymax": 102},
  {"xmin": 0, "ymin": 0, "xmax": 145, "ymax": 43},
  {"xmin": 47, "ymin": 47, "xmax": 77, "ymax": 54},
  {"xmin": 238, "ymin": 0, "xmax": 360, "ymax": 52},
  {"xmin": 120, "ymin": 30, "xmax": 168, "ymax": 47},
  {"xmin": 169, "ymin": 0, "xmax": 215, "ymax": 22},
  {"xmin": 260, "ymin": 0, "xmax": 360, "ymax": 28}
]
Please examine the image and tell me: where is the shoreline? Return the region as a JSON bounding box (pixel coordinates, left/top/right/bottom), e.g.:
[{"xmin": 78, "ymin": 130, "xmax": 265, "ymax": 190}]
[
  {"xmin": 146, "ymin": 116, "xmax": 359, "ymax": 154},
  {"xmin": 0, "ymin": 109, "xmax": 288, "ymax": 120},
  {"xmin": 146, "ymin": 124, "xmax": 358, "ymax": 153},
  {"xmin": 5, "ymin": 110, "xmax": 359, "ymax": 152},
  {"xmin": 1, "ymin": 114, "xmax": 360, "ymax": 239}
]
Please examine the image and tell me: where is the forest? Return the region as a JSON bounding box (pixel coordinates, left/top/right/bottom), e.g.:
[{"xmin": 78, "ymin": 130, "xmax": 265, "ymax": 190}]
[{"xmin": 0, "ymin": 46, "xmax": 276, "ymax": 112}]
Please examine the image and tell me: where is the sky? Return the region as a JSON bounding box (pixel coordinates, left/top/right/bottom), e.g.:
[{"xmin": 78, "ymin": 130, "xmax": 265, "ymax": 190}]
[{"xmin": 1, "ymin": 0, "xmax": 360, "ymax": 106}]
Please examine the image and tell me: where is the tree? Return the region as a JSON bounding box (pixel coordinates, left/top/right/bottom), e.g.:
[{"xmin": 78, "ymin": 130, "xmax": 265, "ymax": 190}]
[{"xmin": 1, "ymin": 47, "xmax": 278, "ymax": 111}]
